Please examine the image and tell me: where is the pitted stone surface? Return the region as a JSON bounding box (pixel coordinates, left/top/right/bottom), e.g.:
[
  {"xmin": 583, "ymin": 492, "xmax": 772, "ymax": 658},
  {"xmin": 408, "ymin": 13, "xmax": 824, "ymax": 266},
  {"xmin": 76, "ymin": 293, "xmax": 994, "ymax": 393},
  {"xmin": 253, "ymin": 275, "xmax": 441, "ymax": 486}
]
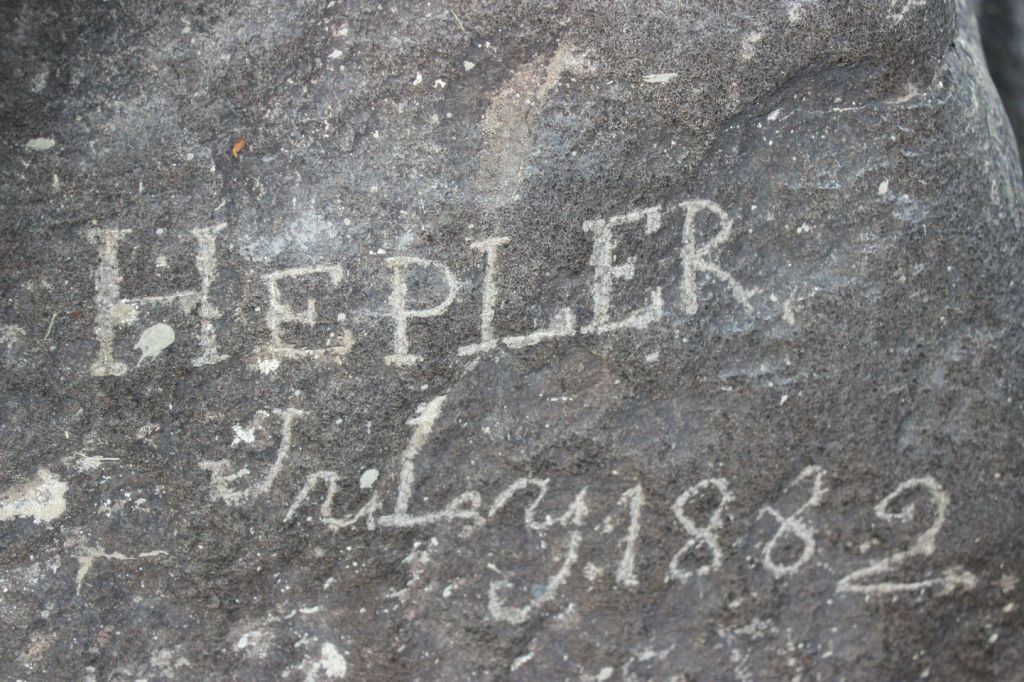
[{"xmin": 1, "ymin": 1, "xmax": 1023, "ymax": 679}]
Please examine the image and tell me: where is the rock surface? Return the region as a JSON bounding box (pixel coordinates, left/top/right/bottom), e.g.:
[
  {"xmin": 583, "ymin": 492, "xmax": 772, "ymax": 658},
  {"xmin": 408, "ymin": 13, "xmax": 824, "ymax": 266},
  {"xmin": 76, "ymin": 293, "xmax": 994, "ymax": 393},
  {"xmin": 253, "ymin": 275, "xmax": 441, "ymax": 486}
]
[{"xmin": 1, "ymin": 0, "xmax": 1023, "ymax": 679}]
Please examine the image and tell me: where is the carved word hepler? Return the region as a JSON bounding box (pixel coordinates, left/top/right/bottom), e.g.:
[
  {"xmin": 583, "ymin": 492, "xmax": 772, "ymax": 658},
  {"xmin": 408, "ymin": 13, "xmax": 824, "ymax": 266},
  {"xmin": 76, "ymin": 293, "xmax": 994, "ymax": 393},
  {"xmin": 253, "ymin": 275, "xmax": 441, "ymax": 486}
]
[{"xmin": 89, "ymin": 201, "xmax": 756, "ymax": 375}]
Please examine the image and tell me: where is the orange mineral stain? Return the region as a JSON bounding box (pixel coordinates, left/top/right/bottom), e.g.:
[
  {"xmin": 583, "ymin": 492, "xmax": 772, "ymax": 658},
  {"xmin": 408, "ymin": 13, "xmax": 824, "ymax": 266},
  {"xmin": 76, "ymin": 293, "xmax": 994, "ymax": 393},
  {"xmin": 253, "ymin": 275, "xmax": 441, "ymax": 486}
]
[{"xmin": 232, "ymin": 138, "xmax": 246, "ymax": 158}]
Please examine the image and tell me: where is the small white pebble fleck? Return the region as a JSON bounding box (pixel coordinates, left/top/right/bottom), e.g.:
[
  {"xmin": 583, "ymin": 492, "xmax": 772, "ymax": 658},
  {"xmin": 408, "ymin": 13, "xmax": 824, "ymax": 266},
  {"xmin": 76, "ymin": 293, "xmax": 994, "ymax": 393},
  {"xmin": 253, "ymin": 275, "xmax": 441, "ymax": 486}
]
[
  {"xmin": 359, "ymin": 468, "xmax": 379, "ymax": 489},
  {"xmin": 643, "ymin": 72, "xmax": 678, "ymax": 84},
  {"xmin": 26, "ymin": 137, "xmax": 56, "ymax": 151},
  {"xmin": 318, "ymin": 642, "xmax": 347, "ymax": 678}
]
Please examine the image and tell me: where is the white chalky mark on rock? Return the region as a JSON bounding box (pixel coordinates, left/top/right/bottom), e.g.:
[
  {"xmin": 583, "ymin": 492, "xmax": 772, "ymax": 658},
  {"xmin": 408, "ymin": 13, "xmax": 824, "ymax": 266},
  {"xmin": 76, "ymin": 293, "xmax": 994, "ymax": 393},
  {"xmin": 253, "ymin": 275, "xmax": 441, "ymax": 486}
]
[
  {"xmin": 511, "ymin": 652, "xmax": 534, "ymax": 671},
  {"xmin": 200, "ymin": 408, "xmax": 305, "ymax": 506},
  {"xmin": 230, "ymin": 411, "xmax": 268, "ymax": 447},
  {"xmin": 378, "ymin": 395, "xmax": 482, "ymax": 527},
  {"xmin": 782, "ymin": 290, "xmax": 799, "ymax": 325},
  {"xmin": 666, "ymin": 478, "xmax": 732, "ymax": 583},
  {"xmin": 31, "ymin": 70, "xmax": 48, "ymax": 92},
  {"xmin": 999, "ymin": 573, "xmax": 1019, "ymax": 593},
  {"xmin": 581, "ymin": 667, "xmax": 615, "ymax": 682},
  {"xmin": 285, "ymin": 470, "xmax": 382, "ymax": 530},
  {"xmin": 501, "ymin": 308, "xmax": 575, "ymax": 349},
  {"xmin": 787, "ymin": 0, "xmax": 812, "ymax": 24},
  {"xmin": 328, "ymin": 49, "xmax": 344, "ymax": 59},
  {"xmin": 0, "ymin": 324, "xmax": 26, "ymax": 349},
  {"xmin": 673, "ymin": 200, "xmax": 759, "ymax": 315},
  {"xmin": 582, "ymin": 206, "xmax": 663, "ymax": 334},
  {"xmin": 758, "ymin": 465, "xmax": 827, "ymax": 578},
  {"xmin": 134, "ymin": 323, "xmax": 175, "ymax": 365},
  {"xmin": 72, "ymin": 546, "xmax": 168, "ymax": 595},
  {"xmin": 878, "ymin": 179, "xmax": 889, "ymax": 196},
  {"xmin": 0, "ymin": 468, "xmax": 67, "ymax": 524},
  {"xmin": 257, "ymin": 357, "xmax": 280, "ymax": 374},
  {"xmin": 741, "ymin": 31, "xmax": 763, "ymax": 61},
  {"xmin": 317, "ymin": 642, "xmax": 348, "ymax": 678},
  {"xmin": 889, "ymin": 0, "xmax": 926, "ymax": 23},
  {"xmin": 597, "ymin": 484, "xmax": 644, "ymax": 587},
  {"xmin": 767, "ymin": 108, "xmax": 781, "ymax": 121},
  {"xmin": 837, "ymin": 477, "xmax": 977, "ymax": 595},
  {"xmin": 489, "ymin": 477, "xmax": 551, "ymax": 530},
  {"xmin": 463, "ymin": 60, "xmax": 475, "ymax": 71},
  {"xmin": 359, "ymin": 468, "xmax": 379, "ymax": 489},
  {"xmin": 89, "ymin": 225, "xmax": 226, "ymax": 376},
  {"xmin": 642, "ymin": 72, "xmax": 677, "ymax": 84},
  {"xmin": 458, "ymin": 236, "xmax": 575, "ymax": 356},
  {"xmin": 259, "ymin": 265, "xmax": 353, "ymax": 365},
  {"xmin": 235, "ymin": 628, "xmax": 274, "ymax": 657},
  {"xmin": 384, "ymin": 257, "xmax": 457, "ymax": 366},
  {"xmin": 26, "ymin": 137, "xmax": 56, "ymax": 151},
  {"xmin": 458, "ymin": 237, "xmax": 510, "ymax": 355},
  {"xmin": 136, "ymin": 422, "xmax": 160, "ymax": 447},
  {"xmin": 488, "ymin": 528, "xmax": 582, "ymax": 624},
  {"xmin": 392, "ymin": 396, "xmax": 445, "ymax": 518}
]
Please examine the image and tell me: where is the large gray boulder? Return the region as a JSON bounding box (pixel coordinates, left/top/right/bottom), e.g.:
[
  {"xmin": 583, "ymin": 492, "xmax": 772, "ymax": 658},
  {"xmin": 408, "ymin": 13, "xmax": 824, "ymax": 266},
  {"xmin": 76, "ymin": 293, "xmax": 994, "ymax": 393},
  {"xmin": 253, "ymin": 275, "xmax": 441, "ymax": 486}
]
[{"xmin": 1, "ymin": 0, "xmax": 1022, "ymax": 678}]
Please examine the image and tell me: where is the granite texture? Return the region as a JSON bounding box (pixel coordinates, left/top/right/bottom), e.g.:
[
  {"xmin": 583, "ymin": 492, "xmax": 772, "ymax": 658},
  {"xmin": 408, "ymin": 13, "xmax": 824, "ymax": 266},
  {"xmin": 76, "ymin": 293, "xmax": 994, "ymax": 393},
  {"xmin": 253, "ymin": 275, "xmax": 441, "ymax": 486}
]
[{"xmin": 1, "ymin": 0, "xmax": 1023, "ymax": 679}]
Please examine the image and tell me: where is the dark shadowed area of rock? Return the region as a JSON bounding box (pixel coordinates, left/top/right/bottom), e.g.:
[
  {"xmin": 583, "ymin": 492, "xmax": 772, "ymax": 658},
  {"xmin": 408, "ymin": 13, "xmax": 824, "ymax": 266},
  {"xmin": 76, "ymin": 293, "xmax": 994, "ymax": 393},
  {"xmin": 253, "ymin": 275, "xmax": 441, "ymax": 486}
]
[
  {"xmin": 1, "ymin": 0, "xmax": 1022, "ymax": 679},
  {"xmin": 977, "ymin": 0, "xmax": 1024, "ymax": 161}
]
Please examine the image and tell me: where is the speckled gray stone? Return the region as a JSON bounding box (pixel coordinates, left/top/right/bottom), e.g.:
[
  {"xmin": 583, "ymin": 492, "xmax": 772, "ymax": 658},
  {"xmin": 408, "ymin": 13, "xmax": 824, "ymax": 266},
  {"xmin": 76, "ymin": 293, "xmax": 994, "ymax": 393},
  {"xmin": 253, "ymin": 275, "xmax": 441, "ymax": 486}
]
[{"xmin": 1, "ymin": 0, "xmax": 1022, "ymax": 679}]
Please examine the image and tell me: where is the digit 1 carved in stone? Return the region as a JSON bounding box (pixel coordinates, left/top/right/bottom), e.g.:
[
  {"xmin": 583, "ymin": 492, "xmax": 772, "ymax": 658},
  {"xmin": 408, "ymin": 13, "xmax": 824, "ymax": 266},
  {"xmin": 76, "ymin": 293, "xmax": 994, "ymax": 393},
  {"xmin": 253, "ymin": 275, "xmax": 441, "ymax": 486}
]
[
  {"xmin": 665, "ymin": 478, "xmax": 733, "ymax": 584},
  {"xmin": 596, "ymin": 484, "xmax": 644, "ymax": 587}
]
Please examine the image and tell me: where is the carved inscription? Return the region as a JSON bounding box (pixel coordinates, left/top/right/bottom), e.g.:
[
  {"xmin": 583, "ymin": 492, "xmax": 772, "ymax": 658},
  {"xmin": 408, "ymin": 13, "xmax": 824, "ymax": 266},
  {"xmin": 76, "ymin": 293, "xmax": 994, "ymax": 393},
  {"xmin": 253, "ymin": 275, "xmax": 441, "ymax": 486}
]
[
  {"xmin": 198, "ymin": 397, "xmax": 977, "ymax": 622},
  {"xmin": 88, "ymin": 200, "xmax": 761, "ymax": 375},
  {"xmin": 666, "ymin": 478, "xmax": 732, "ymax": 584},
  {"xmin": 259, "ymin": 266, "xmax": 353, "ymax": 363},
  {"xmin": 89, "ymin": 225, "xmax": 226, "ymax": 375},
  {"xmin": 80, "ymin": 199, "xmax": 977, "ymax": 629}
]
